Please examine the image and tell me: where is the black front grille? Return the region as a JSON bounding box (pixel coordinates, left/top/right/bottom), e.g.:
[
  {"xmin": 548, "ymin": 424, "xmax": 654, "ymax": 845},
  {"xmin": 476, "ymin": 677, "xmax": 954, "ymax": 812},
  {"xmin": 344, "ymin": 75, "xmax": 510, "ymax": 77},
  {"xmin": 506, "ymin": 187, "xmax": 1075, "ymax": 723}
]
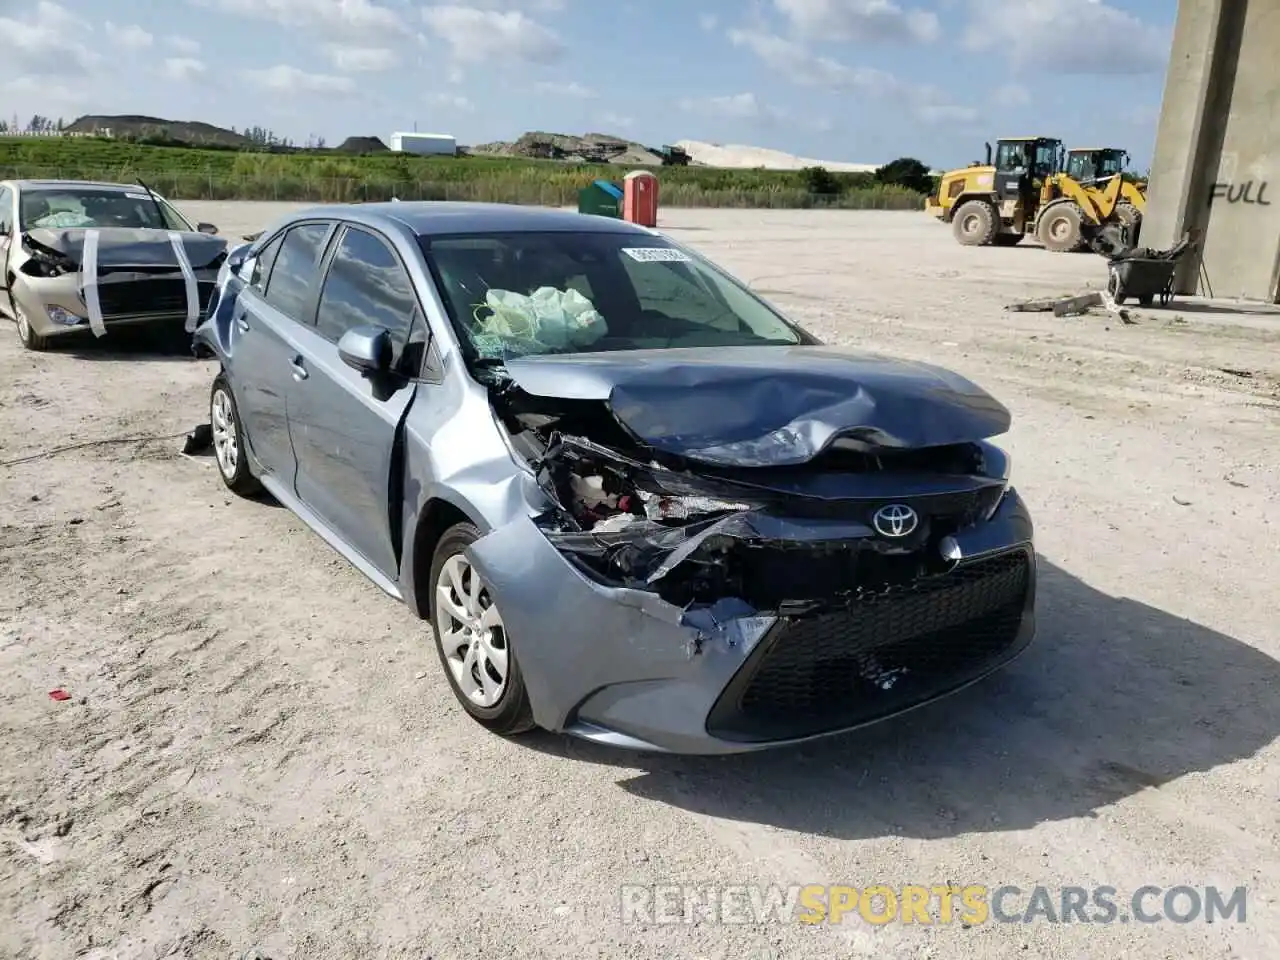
[
  {"xmin": 95, "ymin": 279, "xmax": 216, "ymax": 317},
  {"xmin": 768, "ymin": 486, "xmax": 1005, "ymax": 530},
  {"xmin": 706, "ymin": 549, "xmax": 1033, "ymax": 742}
]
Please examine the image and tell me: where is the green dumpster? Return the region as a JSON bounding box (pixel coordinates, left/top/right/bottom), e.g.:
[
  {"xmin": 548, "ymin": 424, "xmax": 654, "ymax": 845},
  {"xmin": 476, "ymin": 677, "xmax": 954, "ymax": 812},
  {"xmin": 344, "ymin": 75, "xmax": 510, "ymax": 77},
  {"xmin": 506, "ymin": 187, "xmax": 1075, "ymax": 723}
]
[{"xmin": 578, "ymin": 179, "xmax": 623, "ymax": 218}]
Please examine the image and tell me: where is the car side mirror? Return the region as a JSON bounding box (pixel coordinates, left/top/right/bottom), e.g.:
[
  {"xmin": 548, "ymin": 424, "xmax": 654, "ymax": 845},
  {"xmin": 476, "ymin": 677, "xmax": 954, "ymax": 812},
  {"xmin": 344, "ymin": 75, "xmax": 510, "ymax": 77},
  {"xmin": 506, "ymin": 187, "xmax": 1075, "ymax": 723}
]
[
  {"xmin": 338, "ymin": 325, "xmax": 393, "ymax": 376},
  {"xmin": 197, "ymin": 222, "xmax": 218, "ymax": 235},
  {"xmin": 225, "ymin": 243, "xmax": 249, "ymax": 272}
]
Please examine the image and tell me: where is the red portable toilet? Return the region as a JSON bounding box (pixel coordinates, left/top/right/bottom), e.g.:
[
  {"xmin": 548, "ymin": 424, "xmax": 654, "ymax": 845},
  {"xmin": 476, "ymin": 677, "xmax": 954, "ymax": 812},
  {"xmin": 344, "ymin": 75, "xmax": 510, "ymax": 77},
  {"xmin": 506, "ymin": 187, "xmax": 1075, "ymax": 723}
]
[{"xmin": 623, "ymin": 170, "xmax": 659, "ymax": 227}]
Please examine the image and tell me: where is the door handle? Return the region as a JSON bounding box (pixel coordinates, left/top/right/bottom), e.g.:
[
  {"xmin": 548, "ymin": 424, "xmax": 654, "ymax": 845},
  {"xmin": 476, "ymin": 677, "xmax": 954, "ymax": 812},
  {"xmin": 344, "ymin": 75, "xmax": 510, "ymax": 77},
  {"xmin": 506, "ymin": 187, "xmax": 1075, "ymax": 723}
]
[{"xmin": 289, "ymin": 356, "xmax": 308, "ymax": 381}]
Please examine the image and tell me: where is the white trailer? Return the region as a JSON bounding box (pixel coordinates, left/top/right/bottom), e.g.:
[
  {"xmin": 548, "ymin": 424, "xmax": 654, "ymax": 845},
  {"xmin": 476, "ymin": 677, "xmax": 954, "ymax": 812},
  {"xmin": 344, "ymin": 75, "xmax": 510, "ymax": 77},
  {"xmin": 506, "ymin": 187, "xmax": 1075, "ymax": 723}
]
[{"xmin": 389, "ymin": 132, "xmax": 456, "ymax": 156}]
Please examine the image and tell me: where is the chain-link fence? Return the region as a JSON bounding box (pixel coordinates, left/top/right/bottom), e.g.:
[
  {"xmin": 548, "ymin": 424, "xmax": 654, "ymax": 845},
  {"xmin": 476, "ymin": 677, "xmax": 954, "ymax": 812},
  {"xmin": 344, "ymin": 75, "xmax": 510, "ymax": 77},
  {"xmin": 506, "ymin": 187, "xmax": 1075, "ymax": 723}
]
[{"xmin": 0, "ymin": 166, "xmax": 926, "ymax": 211}]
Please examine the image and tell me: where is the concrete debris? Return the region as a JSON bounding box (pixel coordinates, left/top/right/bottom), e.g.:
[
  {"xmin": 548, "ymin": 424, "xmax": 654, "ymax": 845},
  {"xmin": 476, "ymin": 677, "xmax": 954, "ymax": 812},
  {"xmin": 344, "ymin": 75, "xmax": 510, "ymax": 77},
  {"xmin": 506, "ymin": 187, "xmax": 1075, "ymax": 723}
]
[
  {"xmin": 1006, "ymin": 291, "xmax": 1134, "ymax": 323},
  {"xmin": 1053, "ymin": 293, "xmax": 1104, "ymax": 317}
]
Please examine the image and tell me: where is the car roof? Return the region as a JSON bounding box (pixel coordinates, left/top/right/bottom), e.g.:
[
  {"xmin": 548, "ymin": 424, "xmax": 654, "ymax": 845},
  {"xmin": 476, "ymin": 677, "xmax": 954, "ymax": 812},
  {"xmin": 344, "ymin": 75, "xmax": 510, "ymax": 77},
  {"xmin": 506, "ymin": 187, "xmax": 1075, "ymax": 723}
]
[
  {"xmin": 278, "ymin": 201, "xmax": 659, "ymax": 238},
  {"xmin": 7, "ymin": 179, "xmax": 156, "ymax": 193}
]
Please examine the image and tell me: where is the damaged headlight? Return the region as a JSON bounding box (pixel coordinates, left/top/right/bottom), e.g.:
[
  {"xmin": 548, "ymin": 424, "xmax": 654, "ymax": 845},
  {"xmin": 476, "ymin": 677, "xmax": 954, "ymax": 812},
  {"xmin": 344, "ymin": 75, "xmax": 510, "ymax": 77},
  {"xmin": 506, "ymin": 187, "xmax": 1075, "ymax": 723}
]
[
  {"xmin": 682, "ymin": 426, "xmax": 817, "ymax": 468},
  {"xmin": 637, "ymin": 491, "xmax": 753, "ymax": 522},
  {"xmin": 533, "ymin": 435, "xmax": 766, "ymax": 596},
  {"xmin": 21, "ymin": 252, "xmax": 75, "ymax": 278}
]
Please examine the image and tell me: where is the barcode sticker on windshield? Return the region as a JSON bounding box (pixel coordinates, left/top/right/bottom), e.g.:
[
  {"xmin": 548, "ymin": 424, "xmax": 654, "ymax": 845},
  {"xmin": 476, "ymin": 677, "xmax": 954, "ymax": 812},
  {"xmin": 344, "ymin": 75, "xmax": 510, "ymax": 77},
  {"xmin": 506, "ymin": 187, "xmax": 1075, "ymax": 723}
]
[
  {"xmin": 125, "ymin": 193, "xmax": 153, "ymax": 200},
  {"xmin": 622, "ymin": 247, "xmax": 690, "ymax": 263}
]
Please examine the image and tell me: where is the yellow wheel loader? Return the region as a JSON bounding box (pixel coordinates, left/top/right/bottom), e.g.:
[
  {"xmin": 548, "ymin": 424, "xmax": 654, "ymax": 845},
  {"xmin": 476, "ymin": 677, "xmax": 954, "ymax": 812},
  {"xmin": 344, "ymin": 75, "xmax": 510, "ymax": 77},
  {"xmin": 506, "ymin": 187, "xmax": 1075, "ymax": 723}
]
[
  {"xmin": 926, "ymin": 139, "xmax": 1146, "ymax": 252},
  {"xmin": 1052, "ymin": 147, "xmax": 1147, "ymax": 249},
  {"xmin": 925, "ymin": 137, "xmax": 1061, "ymax": 248}
]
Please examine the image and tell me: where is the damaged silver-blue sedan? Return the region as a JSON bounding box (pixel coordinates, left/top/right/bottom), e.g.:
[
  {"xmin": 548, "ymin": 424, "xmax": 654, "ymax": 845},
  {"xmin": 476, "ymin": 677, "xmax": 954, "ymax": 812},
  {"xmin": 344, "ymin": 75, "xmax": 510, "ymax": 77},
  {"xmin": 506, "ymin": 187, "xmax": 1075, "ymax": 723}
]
[{"xmin": 193, "ymin": 202, "xmax": 1036, "ymax": 755}]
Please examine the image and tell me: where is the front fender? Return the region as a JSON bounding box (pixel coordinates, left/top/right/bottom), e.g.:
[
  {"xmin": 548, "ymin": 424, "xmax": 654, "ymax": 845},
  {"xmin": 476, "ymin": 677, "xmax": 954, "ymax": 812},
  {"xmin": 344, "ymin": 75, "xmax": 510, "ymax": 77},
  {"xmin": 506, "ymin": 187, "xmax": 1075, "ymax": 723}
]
[{"xmin": 192, "ymin": 274, "xmax": 244, "ymax": 361}]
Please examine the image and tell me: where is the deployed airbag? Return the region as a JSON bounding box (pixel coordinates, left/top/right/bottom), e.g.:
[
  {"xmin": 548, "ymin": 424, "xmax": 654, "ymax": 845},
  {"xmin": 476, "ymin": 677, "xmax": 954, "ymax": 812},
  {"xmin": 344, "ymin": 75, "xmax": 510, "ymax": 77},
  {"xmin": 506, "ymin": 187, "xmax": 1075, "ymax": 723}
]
[{"xmin": 472, "ymin": 287, "xmax": 608, "ymax": 358}]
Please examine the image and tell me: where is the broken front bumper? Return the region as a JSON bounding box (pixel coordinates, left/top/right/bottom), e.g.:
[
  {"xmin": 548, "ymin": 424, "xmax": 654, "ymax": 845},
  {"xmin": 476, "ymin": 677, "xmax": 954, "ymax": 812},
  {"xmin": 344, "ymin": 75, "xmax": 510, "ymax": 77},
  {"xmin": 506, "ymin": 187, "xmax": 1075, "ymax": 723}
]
[{"xmin": 466, "ymin": 487, "xmax": 1036, "ymax": 755}]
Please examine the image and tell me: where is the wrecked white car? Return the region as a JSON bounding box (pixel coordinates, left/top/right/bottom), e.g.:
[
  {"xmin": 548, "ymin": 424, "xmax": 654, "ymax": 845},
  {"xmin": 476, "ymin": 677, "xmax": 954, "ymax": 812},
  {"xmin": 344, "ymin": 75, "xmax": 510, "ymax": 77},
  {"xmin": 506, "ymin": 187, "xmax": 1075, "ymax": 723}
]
[
  {"xmin": 193, "ymin": 201, "xmax": 1036, "ymax": 755},
  {"xmin": 0, "ymin": 179, "xmax": 225, "ymax": 350}
]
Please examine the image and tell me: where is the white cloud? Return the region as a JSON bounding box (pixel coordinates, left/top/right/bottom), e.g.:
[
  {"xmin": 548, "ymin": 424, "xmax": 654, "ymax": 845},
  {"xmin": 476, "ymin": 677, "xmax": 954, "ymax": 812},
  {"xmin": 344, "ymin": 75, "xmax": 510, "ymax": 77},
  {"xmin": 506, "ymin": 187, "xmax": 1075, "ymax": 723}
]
[
  {"xmin": 240, "ymin": 64, "xmax": 356, "ymax": 95},
  {"xmin": 422, "ymin": 6, "xmax": 565, "ymax": 64},
  {"xmin": 163, "ymin": 58, "xmax": 208, "ymax": 81},
  {"xmin": 105, "ymin": 22, "xmax": 154, "ymax": 50},
  {"xmin": 773, "ymin": 0, "xmax": 940, "ymax": 44},
  {"xmin": 994, "ymin": 83, "xmax": 1030, "ymax": 107},
  {"xmin": 167, "ymin": 35, "xmax": 202, "ymax": 55},
  {"xmin": 0, "ymin": 1, "xmax": 97, "ymax": 76},
  {"xmin": 200, "ymin": 0, "xmax": 406, "ymax": 36},
  {"xmin": 426, "ymin": 92, "xmax": 475, "ymax": 111},
  {"xmin": 679, "ymin": 93, "xmax": 785, "ymax": 124},
  {"xmin": 455, "ymin": 0, "xmax": 566, "ymax": 8},
  {"xmin": 729, "ymin": 29, "xmax": 974, "ymax": 124},
  {"xmin": 963, "ymin": 0, "xmax": 1169, "ymax": 74},
  {"xmin": 534, "ymin": 80, "xmax": 596, "ymax": 98},
  {"xmin": 0, "ymin": 75, "xmax": 86, "ymax": 114},
  {"xmin": 324, "ymin": 44, "xmax": 399, "ymax": 72},
  {"xmin": 598, "ymin": 111, "xmax": 633, "ymax": 130}
]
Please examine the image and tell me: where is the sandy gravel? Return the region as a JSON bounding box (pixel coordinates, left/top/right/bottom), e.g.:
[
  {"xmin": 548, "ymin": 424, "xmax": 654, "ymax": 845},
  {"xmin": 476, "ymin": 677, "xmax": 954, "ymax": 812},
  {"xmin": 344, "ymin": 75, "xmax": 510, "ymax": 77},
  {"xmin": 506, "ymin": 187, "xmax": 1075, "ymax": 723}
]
[{"xmin": 2, "ymin": 205, "xmax": 1278, "ymax": 960}]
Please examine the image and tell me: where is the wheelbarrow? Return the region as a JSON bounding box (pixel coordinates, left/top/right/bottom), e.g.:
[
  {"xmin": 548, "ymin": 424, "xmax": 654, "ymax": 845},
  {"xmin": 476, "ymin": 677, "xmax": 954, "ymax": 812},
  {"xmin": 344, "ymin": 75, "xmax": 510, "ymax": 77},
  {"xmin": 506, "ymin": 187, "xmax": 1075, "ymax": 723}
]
[{"xmin": 1103, "ymin": 229, "xmax": 1202, "ymax": 307}]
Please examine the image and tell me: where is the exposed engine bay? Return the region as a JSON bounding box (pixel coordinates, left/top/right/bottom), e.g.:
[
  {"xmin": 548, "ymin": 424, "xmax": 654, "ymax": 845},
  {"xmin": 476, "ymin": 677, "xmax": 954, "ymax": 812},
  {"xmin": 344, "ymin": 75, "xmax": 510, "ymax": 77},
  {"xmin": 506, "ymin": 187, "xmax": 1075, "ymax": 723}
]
[{"xmin": 486, "ymin": 373, "xmax": 1010, "ymax": 617}]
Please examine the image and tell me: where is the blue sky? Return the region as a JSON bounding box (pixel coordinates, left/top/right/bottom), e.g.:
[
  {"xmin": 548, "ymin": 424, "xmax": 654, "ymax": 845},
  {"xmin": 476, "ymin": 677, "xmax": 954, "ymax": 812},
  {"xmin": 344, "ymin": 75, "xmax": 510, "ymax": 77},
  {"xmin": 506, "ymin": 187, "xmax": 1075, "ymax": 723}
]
[{"xmin": 1, "ymin": 0, "xmax": 1175, "ymax": 169}]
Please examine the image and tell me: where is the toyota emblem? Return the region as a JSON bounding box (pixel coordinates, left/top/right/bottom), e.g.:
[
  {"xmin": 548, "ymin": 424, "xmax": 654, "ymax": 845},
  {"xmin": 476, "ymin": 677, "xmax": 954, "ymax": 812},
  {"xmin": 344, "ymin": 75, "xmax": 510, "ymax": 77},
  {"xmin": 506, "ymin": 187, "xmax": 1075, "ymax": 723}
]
[{"xmin": 872, "ymin": 503, "xmax": 919, "ymax": 538}]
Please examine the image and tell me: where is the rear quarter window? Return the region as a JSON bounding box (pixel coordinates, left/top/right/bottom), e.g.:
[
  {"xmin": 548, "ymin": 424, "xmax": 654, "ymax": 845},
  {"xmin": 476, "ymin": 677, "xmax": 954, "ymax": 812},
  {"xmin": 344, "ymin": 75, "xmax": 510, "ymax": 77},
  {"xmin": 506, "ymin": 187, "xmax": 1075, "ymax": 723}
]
[{"xmin": 263, "ymin": 223, "xmax": 330, "ymax": 320}]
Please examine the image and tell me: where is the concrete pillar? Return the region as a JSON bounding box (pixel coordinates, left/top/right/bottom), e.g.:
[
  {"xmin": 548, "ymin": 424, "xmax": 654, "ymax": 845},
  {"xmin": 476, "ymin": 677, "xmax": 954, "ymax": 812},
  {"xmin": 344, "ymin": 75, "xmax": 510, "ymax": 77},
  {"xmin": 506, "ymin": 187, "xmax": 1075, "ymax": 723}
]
[
  {"xmin": 1199, "ymin": 1, "xmax": 1280, "ymax": 300},
  {"xmin": 1142, "ymin": 0, "xmax": 1237, "ymax": 294},
  {"xmin": 1144, "ymin": 0, "xmax": 1280, "ymax": 301}
]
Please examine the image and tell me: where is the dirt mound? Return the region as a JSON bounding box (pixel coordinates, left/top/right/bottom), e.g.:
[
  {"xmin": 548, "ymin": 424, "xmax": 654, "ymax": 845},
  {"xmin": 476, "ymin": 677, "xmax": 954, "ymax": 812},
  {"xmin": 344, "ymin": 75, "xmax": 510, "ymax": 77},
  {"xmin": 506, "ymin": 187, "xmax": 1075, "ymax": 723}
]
[
  {"xmin": 335, "ymin": 136, "xmax": 389, "ymax": 154},
  {"xmin": 64, "ymin": 115, "xmax": 250, "ymax": 147},
  {"xmin": 471, "ymin": 131, "xmax": 661, "ymax": 165}
]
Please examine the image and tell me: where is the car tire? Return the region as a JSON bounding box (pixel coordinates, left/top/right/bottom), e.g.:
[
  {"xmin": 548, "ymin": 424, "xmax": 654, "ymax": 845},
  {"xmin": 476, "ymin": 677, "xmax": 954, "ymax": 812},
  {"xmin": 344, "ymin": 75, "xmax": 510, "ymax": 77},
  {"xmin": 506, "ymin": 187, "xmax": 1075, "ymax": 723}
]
[
  {"xmin": 14, "ymin": 303, "xmax": 50, "ymax": 352},
  {"xmin": 429, "ymin": 521, "xmax": 536, "ymax": 737},
  {"xmin": 210, "ymin": 375, "xmax": 261, "ymax": 497}
]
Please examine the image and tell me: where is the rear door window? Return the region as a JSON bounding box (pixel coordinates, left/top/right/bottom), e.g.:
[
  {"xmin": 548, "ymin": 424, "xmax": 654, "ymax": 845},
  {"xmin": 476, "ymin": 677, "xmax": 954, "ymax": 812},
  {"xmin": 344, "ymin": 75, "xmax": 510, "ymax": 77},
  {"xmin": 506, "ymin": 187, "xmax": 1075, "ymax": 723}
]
[{"xmin": 263, "ymin": 222, "xmax": 330, "ymax": 321}]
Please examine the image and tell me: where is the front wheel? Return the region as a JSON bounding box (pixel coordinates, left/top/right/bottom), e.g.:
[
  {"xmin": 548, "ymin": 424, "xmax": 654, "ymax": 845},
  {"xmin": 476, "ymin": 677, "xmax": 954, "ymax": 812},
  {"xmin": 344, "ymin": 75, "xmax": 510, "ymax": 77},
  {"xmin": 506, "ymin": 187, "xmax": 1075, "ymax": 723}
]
[
  {"xmin": 210, "ymin": 376, "xmax": 261, "ymax": 497},
  {"xmin": 1113, "ymin": 202, "xmax": 1142, "ymax": 248},
  {"xmin": 1037, "ymin": 202, "xmax": 1086, "ymax": 253},
  {"xmin": 429, "ymin": 522, "xmax": 535, "ymax": 737},
  {"xmin": 15, "ymin": 304, "xmax": 51, "ymax": 351}
]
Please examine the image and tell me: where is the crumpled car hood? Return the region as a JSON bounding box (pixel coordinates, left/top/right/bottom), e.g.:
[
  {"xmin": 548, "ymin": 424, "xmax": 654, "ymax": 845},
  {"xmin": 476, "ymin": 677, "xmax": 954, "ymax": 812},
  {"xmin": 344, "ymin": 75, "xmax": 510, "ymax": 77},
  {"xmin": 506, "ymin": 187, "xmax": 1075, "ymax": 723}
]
[
  {"xmin": 23, "ymin": 227, "xmax": 228, "ymax": 271},
  {"xmin": 502, "ymin": 345, "xmax": 1011, "ymax": 467}
]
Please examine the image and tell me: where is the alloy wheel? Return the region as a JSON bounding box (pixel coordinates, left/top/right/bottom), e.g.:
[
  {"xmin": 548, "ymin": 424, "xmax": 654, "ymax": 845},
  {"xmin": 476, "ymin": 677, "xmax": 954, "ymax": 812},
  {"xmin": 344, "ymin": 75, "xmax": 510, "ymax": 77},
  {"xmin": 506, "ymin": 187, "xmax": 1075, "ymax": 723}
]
[
  {"xmin": 210, "ymin": 387, "xmax": 239, "ymax": 480},
  {"xmin": 435, "ymin": 554, "xmax": 509, "ymax": 708}
]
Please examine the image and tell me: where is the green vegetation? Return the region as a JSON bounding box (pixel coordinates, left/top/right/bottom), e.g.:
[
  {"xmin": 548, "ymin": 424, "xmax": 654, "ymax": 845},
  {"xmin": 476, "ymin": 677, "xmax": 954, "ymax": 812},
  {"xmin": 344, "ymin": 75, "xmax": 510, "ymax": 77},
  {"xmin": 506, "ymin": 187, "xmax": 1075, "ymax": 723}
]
[{"xmin": 0, "ymin": 137, "xmax": 928, "ymax": 210}]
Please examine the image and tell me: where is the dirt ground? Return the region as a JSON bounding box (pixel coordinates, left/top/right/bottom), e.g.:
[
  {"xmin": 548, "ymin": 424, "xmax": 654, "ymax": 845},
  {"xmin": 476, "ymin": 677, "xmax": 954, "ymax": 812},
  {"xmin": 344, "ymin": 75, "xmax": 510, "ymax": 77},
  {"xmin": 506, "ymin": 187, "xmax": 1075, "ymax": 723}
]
[{"xmin": 2, "ymin": 204, "xmax": 1277, "ymax": 960}]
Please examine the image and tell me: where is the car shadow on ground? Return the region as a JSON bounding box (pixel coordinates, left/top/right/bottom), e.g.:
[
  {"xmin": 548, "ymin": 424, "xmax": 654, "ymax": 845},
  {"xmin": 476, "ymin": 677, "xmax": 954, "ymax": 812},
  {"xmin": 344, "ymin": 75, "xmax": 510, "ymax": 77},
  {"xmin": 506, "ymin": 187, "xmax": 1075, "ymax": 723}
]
[
  {"xmin": 519, "ymin": 557, "xmax": 1280, "ymax": 840},
  {"xmin": 57, "ymin": 326, "xmax": 200, "ymax": 363}
]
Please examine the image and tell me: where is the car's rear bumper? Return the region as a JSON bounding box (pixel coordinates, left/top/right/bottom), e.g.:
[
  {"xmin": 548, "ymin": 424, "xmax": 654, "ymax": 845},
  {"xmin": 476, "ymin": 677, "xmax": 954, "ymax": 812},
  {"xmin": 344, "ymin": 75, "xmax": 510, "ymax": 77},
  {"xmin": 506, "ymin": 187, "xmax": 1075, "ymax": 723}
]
[{"xmin": 467, "ymin": 487, "xmax": 1036, "ymax": 756}]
